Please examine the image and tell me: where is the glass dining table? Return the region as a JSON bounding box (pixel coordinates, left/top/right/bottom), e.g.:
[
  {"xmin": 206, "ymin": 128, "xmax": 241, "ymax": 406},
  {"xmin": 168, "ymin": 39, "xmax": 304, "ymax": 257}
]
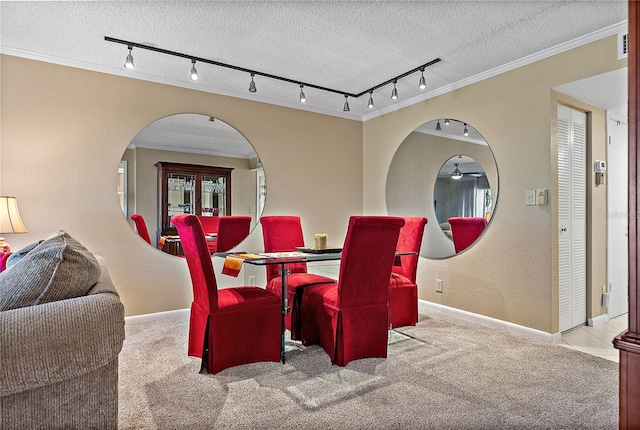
[
  {"xmin": 215, "ymin": 248, "xmax": 417, "ymax": 364},
  {"xmin": 216, "ymin": 248, "xmax": 343, "ymax": 364}
]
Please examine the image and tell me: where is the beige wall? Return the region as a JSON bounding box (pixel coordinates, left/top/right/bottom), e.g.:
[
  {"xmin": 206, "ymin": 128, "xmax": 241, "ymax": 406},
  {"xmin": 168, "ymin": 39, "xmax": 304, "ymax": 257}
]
[
  {"xmin": 0, "ymin": 55, "xmax": 363, "ymax": 316},
  {"xmin": 364, "ymin": 35, "xmax": 625, "ymax": 333},
  {"xmin": 0, "ymin": 35, "xmax": 625, "ymax": 331}
]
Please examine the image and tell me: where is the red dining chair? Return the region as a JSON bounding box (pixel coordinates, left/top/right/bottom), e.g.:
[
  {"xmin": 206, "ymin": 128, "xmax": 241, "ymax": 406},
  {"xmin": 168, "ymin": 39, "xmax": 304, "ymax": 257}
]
[
  {"xmin": 172, "ymin": 214, "xmax": 281, "ymax": 374},
  {"xmin": 212, "ymin": 216, "xmax": 252, "ymax": 253},
  {"xmin": 448, "ymin": 217, "xmax": 488, "ymax": 253},
  {"xmin": 197, "ymin": 215, "xmax": 220, "ymax": 253},
  {"xmin": 261, "ymin": 216, "xmax": 337, "ymax": 341},
  {"xmin": 131, "ymin": 213, "xmax": 151, "ymax": 244},
  {"xmin": 301, "ymin": 216, "xmax": 404, "ymax": 366},
  {"xmin": 0, "ymin": 252, "xmax": 12, "ymax": 272},
  {"xmin": 389, "ymin": 216, "xmax": 428, "ymax": 328}
]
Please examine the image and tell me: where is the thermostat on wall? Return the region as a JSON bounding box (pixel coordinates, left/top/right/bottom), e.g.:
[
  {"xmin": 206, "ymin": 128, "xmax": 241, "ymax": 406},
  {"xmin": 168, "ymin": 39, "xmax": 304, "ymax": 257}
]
[{"xmin": 536, "ymin": 188, "xmax": 548, "ymax": 206}]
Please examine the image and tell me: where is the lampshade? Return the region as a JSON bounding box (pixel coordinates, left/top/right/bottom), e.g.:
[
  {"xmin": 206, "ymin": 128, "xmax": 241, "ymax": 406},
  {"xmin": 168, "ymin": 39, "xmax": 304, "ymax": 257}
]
[{"xmin": 0, "ymin": 196, "xmax": 28, "ymax": 233}]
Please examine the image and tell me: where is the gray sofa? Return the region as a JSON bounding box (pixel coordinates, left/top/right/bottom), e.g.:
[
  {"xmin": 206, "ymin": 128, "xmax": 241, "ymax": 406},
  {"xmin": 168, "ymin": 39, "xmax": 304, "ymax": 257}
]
[{"xmin": 0, "ymin": 256, "xmax": 125, "ymax": 429}]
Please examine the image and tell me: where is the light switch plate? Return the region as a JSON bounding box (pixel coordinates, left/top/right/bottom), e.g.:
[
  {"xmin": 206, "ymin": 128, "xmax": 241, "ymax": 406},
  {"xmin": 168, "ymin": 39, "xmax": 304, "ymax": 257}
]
[{"xmin": 525, "ymin": 190, "xmax": 536, "ymax": 206}]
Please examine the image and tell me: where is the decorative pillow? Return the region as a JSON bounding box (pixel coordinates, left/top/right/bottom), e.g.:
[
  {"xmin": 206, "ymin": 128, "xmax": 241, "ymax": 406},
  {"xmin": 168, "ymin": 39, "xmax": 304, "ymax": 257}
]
[
  {"xmin": 0, "ymin": 230, "xmax": 100, "ymax": 311},
  {"xmin": 5, "ymin": 240, "xmax": 44, "ymax": 269}
]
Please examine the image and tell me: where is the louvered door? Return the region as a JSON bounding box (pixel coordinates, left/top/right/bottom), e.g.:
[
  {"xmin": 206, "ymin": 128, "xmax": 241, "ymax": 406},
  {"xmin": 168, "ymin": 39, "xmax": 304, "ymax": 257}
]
[{"xmin": 558, "ymin": 104, "xmax": 587, "ymax": 332}]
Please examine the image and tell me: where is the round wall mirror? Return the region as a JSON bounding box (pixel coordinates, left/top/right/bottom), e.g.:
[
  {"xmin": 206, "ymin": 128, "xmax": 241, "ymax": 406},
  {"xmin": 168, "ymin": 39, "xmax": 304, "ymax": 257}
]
[
  {"xmin": 386, "ymin": 119, "xmax": 498, "ymax": 259},
  {"xmin": 118, "ymin": 113, "xmax": 265, "ymax": 256}
]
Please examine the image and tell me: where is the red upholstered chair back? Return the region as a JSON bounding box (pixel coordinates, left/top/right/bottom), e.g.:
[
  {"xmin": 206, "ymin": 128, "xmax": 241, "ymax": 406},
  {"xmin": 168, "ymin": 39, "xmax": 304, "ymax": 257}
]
[
  {"xmin": 448, "ymin": 217, "xmax": 488, "ymax": 253},
  {"xmin": 260, "ymin": 216, "xmax": 308, "ymax": 282},
  {"xmin": 0, "ymin": 252, "xmax": 11, "ymax": 272},
  {"xmin": 337, "ymin": 216, "xmax": 405, "ymax": 309},
  {"xmin": 172, "ymin": 214, "xmax": 218, "ymax": 313},
  {"xmin": 215, "ymin": 216, "xmax": 252, "ymax": 253},
  {"xmin": 131, "ymin": 214, "xmax": 151, "ymax": 244},
  {"xmin": 392, "ymin": 217, "xmax": 428, "ymax": 283},
  {"xmin": 196, "ymin": 215, "xmax": 220, "ymax": 235}
]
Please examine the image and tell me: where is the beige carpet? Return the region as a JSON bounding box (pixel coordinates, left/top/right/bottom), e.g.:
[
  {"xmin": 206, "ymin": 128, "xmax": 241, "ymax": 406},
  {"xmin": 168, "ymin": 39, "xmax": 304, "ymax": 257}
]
[{"xmin": 118, "ymin": 312, "xmax": 618, "ymax": 429}]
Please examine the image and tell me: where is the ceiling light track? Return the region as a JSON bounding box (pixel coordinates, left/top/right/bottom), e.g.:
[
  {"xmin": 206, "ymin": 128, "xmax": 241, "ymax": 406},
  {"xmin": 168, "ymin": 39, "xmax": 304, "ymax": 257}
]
[{"xmin": 105, "ymin": 36, "xmax": 441, "ymax": 107}]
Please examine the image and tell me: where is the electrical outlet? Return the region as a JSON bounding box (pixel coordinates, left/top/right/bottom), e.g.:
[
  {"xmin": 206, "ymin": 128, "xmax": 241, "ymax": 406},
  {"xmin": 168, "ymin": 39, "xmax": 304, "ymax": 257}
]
[
  {"xmin": 436, "ymin": 279, "xmax": 443, "ymax": 293},
  {"xmin": 247, "ymin": 275, "xmax": 256, "ymax": 285}
]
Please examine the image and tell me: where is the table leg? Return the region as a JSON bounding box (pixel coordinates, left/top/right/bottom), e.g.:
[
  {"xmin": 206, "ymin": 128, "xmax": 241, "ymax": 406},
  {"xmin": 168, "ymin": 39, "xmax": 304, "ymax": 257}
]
[{"xmin": 280, "ymin": 264, "xmax": 290, "ymax": 364}]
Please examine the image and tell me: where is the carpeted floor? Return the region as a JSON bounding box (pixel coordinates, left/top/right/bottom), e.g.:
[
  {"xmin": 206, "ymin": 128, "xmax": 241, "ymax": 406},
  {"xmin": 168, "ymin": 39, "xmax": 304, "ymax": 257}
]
[{"xmin": 118, "ymin": 312, "xmax": 618, "ymax": 429}]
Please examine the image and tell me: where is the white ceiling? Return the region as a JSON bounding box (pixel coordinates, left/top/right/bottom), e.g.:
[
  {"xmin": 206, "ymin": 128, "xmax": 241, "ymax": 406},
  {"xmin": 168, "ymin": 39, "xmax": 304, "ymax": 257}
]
[
  {"xmin": 554, "ymin": 68, "xmax": 628, "ymax": 119},
  {"xmin": 0, "ymin": 1, "xmax": 628, "ymax": 121},
  {"xmin": 128, "ymin": 113, "xmax": 257, "ymax": 158}
]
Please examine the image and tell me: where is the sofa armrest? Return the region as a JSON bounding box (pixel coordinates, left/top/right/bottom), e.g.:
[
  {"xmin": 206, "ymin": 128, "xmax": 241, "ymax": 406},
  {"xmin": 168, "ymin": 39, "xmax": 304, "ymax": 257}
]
[{"xmin": 0, "ymin": 289, "xmax": 125, "ymax": 396}]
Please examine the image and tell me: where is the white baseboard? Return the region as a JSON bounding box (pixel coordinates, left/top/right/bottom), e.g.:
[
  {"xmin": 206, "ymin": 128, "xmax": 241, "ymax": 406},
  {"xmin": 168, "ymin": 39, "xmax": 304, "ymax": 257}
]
[
  {"xmin": 418, "ymin": 300, "xmax": 562, "ymax": 343},
  {"xmin": 588, "ymin": 313, "xmax": 610, "ymax": 327},
  {"xmin": 125, "ymin": 308, "xmax": 190, "ymax": 322},
  {"xmin": 127, "ymin": 302, "xmax": 564, "ymax": 344}
]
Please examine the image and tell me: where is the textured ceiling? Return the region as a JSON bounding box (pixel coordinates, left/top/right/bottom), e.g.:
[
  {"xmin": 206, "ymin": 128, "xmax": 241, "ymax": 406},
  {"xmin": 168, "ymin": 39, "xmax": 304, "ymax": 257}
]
[{"xmin": 0, "ymin": 1, "xmax": 628, "ymax": 120}]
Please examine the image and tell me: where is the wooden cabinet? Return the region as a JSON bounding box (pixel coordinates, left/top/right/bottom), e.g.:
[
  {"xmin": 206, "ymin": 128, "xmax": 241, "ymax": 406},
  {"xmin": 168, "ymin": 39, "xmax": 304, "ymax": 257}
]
[{"xmin": 156, "ymin": 162, "xmax": 233, "ymax": 238}]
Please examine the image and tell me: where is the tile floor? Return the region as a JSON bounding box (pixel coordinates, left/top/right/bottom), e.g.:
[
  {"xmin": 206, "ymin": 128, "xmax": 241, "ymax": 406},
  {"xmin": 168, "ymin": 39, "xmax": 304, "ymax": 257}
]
[{"xmin": 559, "ymin": 313, "xmax": 627, "ymax": 362}]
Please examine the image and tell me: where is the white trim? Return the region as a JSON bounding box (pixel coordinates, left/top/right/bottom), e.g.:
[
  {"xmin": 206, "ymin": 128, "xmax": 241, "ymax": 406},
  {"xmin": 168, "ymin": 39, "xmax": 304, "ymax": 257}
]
[
  {"xmin": 362, "ymin": 21, "xmax": 629, "ymax": 121},
  {"xmin": 0, "ymin": 21, "xmax": 627, "ymax": 123},
  {"xmin": 588, "ymin": 313, "xmax": 610, "ymax": 327},
  {"xmin": 125, "ymin": 308, "xmax": 189, "ymax": 323},
  {"xmin": 125, "ymin": 302, "xmax": 565, "ymax": 343},
  {"xmin": 418, "ymin": 300, "xmax": 562, "ymax": 343},
  {"xmin": 0, "ymin": 46, "xmax": 361, "ymax": 122}
]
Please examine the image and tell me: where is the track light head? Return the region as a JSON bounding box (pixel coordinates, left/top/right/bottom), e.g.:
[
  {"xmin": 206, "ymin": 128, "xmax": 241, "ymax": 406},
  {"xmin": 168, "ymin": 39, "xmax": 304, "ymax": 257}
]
[
  {"xmin": 444, "ymin": 118, "xmax": 450, "ymax": 125},
  {"xmin": 343, "ymin": 95, "xmax": 350, "ymax": 112},
  {"xmin": 299, "ymin": 84, "xmax": 307, "ymax": 103},
  {"xmin": 190, "ymin": 59, "xmax": 198, "ymax": 81},
  {"xmin": 436, "ymin": 120, "xmax": 441, "ymax": 131},
  {"xmin": 124, "ymin": 45, "xmax": 135, "ymax": 69},
  {"xmin": 463, "ymin": 123, "xmax": 469, "ymax": 136},
  {"xmin": 367, "ymin": 90, "xmax": 374, "ymax": 109},
  {"xmin": 249, "ymin": 73, "xmax": 257, "ymax": 93},
  {"xmin": 418, "ymin": 67, "xmax": 426, "ymax": 90},
  {"xmin": 391, "ymin": 79, "xmax": 398, "ymax": 100}
]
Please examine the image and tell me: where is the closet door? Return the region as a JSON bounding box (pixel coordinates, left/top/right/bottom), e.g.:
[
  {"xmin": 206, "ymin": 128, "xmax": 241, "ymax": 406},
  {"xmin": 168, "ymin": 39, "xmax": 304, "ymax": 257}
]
[
  {"xmin": 558, "ymin": 104, "xmax": 587, "ymax": 332},
  {"xmin": 607, "ymin": 116, "xmax": 629, "ymax": 318}
]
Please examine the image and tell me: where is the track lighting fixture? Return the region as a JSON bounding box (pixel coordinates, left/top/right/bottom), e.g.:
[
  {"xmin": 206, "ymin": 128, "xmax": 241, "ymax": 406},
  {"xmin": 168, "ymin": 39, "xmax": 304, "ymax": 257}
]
[
  {"xmin": 367, "ymin": 91, "xmax": 375, "ymax": 109},
  {"xmin": 418, "ymin": 67, "xmax": 427, "ymax": 90},
  {"xmin": 190, "ymin": 59, "xmax": 198, "ymax": 81},
  {"xmin": 343, "ymin": 95, "xmax": 350, "ymax": 112},
  {"xmin": 249, "ymin": 73, "xmax": 257, "ymax": 93},
  {"xmin": 391, "ymin": 79, "xmax": 398, "ymax": 100},
  {"xmin": 299, "ymin": 84, "xmax": 307, "ymax": 103},
  {"xmin": 434, "ymin": 118, "xmax": 475, "ymax": 137},
  {"xmin": 124, "ymin": 45, "xmax": 135, "ymax": 69},
  {"xmin": 450, "ymin": 163, "xmax": 463, "ymax": 180},
  {"xmin": 106, "ymin": 37, "xmax": 441, "ymax": 112}
]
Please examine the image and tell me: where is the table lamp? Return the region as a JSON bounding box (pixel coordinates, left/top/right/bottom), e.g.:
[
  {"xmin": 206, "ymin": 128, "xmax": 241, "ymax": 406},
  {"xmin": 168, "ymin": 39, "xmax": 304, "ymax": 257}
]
[{"xmin": 0, "ymin": 196, "xmax": 28, "ymax": 254}]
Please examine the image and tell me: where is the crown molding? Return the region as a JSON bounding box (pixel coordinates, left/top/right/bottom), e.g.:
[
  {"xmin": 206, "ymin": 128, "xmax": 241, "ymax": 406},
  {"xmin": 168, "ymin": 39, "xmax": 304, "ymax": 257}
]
[
  {"xmin": 362, "ymin": 20, "xmax": 629, "ymax": 121},
  {"xmin": 0, "ymin": 46, "xmax": 362, "ymax": 121},
  {"xmin": 1, "ymin": 20, "xmax": 628, "ymax": 123}
]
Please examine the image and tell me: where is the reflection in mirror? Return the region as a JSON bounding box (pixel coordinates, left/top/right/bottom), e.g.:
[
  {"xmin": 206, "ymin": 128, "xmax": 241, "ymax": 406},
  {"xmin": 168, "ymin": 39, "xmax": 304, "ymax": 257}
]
[
  {"xmin": 435, "ymin": 154, "xmax": 492, "ymax": 253},
  {"xmin": 120, "ymin": 114, "xmax": 265, "ymax": 255},
  {"xmin": 386, "ymin": 119, "xmax": 498, "ymax": 259}
]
